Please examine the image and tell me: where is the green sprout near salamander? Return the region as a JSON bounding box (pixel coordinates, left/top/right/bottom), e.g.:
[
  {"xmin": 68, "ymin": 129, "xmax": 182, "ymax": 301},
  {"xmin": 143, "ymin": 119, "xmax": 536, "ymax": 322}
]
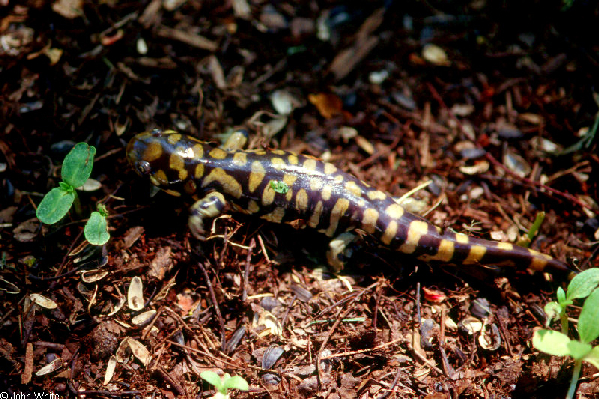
[{"xmin": 36, "ymin": 142, "xmax": 110, "ymax": 245}]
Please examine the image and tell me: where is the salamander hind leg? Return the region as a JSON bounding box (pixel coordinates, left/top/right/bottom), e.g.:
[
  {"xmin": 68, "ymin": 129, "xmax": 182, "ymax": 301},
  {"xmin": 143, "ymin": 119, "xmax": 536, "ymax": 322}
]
[
  {"xmin": 327, "ymin": 232, "xmax": 358, "ymax": 272},
  {"xmin": 189, "ymin": 192, "xmax": 227, "ymax": 239}
]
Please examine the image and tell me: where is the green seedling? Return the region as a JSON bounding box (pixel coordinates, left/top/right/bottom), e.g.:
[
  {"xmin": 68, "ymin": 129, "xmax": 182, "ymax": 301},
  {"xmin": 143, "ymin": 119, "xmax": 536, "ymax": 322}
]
[
  {"xmin": 532, "ymin": 268, "xmax": 599, "ymax": 399},
  {"xmin": 559, "ymin": 92, "xmax": 598, "ymax": 154},
  {"xmin": 200, "ymin": 371, "xmax": 249, "ymax": 399},
  {"xmin": 36, "ymin": 143, "xmax": 110, "ymax": 245},
  {"xmin": 269, "ymin": 180, "xmax": 289, "ymax": 194},
  {"xmin": 518, "ymin": 211, "xmax": 545, "ymax": 248}
]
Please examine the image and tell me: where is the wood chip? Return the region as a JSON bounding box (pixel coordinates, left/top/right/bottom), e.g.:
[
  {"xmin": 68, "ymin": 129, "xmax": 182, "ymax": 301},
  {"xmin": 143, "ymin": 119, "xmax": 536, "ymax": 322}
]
[
  {"xmin": 158, "ymin": 27, "xmax": 218, "ymax": 52},
  {"xmin": 30, "ymin": 293, "xmax": 57, "ymax": 309},
  {"xmin": 209, "ymin": 55, "xmax": 226, "ymax": 89},
  {"xmin": 329, "ymin": 36, "xmax": 378, "ymax": 81},
  {"xmin": 148, "ymin": 246, "xmax": 173, "ymax": 280},
  {"xmin": 132, "ymin": 309, "xmax": 157, "ymax": 326},
  {"xmin": 104, "ymin": 355, "xmax": 117, "ymax": 385},
  {"xmin": 121, "ymin": 226, "xmax": 144, "ymax": 250},
  {"xmin": 52, "ymin": 0, "xmax": 83, "ymax": 19},
  {"xmin": 35, "ymin": 358, "xmax": 63, "ymax": 377},
  {"xmin": 128, "ymin": 276, "xmax": 145, "ymax": 311},
  {"xmin": 21, "ymin": 342, "xmax": 33, "ymax": 384},
  {"xmin": 128, "ymin": 338, "xmax": 151, "ymax": 366}
]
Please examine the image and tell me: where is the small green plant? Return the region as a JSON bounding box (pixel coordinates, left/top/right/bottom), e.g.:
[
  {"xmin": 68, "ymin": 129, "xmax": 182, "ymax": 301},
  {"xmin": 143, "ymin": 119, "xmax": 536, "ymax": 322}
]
[
  {"xmin": 200, "ymin": 370, "xmax": 249, "ymax": 399},
  {"xmin": 269, "ymin": 180, "xmax": 289, "ymax": 194},
  {"xmin": 36, "ymin": 143, "xmax": 110, "ymax": 245},
  {"xmin": 560, "ymin": 92, "xmax": 598, "ymax": 155},
  {"xmin": 532, "ymin": 268, "xmax": 599, "ymax": 399},
  {"xmin": 562, "ymin": 0, "xmax": 575, "ymax": 11},
  {"xmin": 517, "ymin": 211, "xmax": 545, "ymax": 248}
]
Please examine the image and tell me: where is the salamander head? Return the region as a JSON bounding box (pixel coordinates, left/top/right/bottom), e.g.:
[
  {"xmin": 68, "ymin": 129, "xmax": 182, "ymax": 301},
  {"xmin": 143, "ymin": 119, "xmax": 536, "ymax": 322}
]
[{"xmin": 126, "ymin": 129, "xmax": 184, "ymax": 188}]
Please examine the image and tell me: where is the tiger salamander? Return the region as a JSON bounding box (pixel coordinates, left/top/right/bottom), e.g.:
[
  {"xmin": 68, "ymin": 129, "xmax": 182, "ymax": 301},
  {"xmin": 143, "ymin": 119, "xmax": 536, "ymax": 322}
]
[{"xmin": 127, "ymin": 129, "xmax": 571, "ymax": 275}]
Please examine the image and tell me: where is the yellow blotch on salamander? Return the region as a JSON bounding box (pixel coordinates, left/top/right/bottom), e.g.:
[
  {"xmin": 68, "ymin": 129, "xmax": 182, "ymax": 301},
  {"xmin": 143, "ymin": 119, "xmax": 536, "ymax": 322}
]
[
  {"xmin": 324, "ymin": 163, "xmax": 337, "ymax": 174},
  {"xmin": 344, "ymin": 181, "xmax": 362, "ymax": 197},
  {"xmin": 497, "ymin": 242, "xmax": 514, "ymax": 251},
  {"xmin": 194, "ymin": 164, "xmax": 204, "ymax": 178},
  {"xmin": 385, "ymin": 203, "xmax": 404, "ymax": 219},
  {"xmin": 285, "ymin": 189, "xmax": 294, "ymax": 202},
  {"xmin": 288, "ymin": 154, "xmax": 299, "ymax": 165},
  {"xmin": 296, "ymin": 189, "xmax": 308, "ymax": 211},
  {"xmin": 166, "ymin": 133, "xmax": 182, "ymax": 145},
  {"xmin": 151, "ymin": 170, "xmax": 169, "ymax": 186},
  {"xmin": 249, "ymin": 161, "xmax": 266, "ymax": 192},
  {"xmin": 271, "ymin": 158, "xmax": 286, "ymax": 170},
  {"xmin": 326, "ymin": 198, "xmax": 350, "ymax": 236},
  {"xmin": 192, "ymin": 144, "xmax": 204, "ymax": 159},
  {"xmin": 529, "ymin": 250, "xmax": 552, "ymax": 271},
  {"xmin": 209, "ymin": 148, "xmax": 228, "ymax": 159},
  {"xmin": 361, "ymin": 208, "xmax": 379, "ymax": 234},
  {"xmin": 322, "ymin": 185, "xmax": 333, "ymax": 201},
  {"xmin": 398, "ymin": 220, "xmax": 429, "ymax": 254},
  {"xmin": 246, "ymin": 149, "xmax": 267, "ymax": 156},
  {"xmin": 143, "ymin": 141, "xmax": 164, "ymax": 162},
  {"xmin": 309, "ymin": 200, "xmax": 324, "ymax": 228},
  {"xmin": 283, "ymin": 174, "xmax": 297, "ymax": 201},
  {"xmin": 169, "ymin": 153, "xmax": 188, "ymax": 180},
  {"xmin": 367, "ymin": 191, "xmax": 387, "ymax": 201},
  {"xmin": 175, "ymin": 144, "xmax": 197, "ymax": 159},
  {"xmin": 381, "ymin": 220, "xmax": 398, "ymax": 245},
  {"xmin": 262, "ymin": 185, "xmax": 276, "ymax": 206},
  {"xmin": 310, "ymin": 178, "xmax": 323, "ymax": 191},
  {"xmin": 262, "ymin": 207, "xmax": 286, "ymax": 223},
  {"xmin": 463, "ymin": 245, "xmax": 486, "ymax": 264},
  {"xmin": 303, "ymin": 158, "xmax": 318, "ymax": 172},
  {"xmin": 421, "ymin": 239, "xmax": 454, "ymax": 262},
  {"xmin": 202, "ymin": 168, "xmax": 243, "ymax": 198},
  {"xmin": 455, "ymin": 233, "xmax": 469, "ymax": 243},
  {"xmin": 248, "ymin": 200, "xmax": 260, "ymax": 214},
  {"xmin": 232, "ymin": 152, "xmax": 248, "ymax": 166}
]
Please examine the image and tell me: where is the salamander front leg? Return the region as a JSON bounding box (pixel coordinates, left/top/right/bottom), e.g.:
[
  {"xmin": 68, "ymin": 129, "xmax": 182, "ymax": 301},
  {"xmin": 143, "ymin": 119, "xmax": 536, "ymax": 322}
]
[
  {"xmin": 189, "ymin": 192, "xmax": 227, "ymax": 239},
  {"xmin": 327, "ymin": 232, "xmax": 357, "ymax": 272}
]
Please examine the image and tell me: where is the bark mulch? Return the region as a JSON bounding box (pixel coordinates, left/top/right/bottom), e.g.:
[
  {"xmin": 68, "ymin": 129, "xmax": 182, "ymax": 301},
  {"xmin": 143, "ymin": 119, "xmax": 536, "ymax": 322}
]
[{"xmin": 1, "ymin": 1, "xmax": 598, "ymax": 397}]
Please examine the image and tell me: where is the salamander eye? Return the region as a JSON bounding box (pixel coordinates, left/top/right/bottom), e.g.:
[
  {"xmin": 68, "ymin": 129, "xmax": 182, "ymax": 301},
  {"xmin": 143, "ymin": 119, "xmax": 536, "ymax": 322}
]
[{"xmin": 135, "ymin": 160, "xmax": 152, "ymax": 176}]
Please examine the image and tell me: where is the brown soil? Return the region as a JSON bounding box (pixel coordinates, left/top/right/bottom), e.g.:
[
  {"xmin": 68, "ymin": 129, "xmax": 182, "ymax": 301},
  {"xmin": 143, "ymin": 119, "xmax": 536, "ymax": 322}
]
[{"xmin": 1, "ymin": 1, "xmax": 598, "ymax": 398}]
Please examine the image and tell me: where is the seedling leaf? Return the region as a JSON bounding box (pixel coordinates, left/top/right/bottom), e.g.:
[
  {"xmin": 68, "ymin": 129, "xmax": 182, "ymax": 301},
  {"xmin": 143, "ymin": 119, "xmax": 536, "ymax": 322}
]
[
  {"xmin": 200, "ymin": 371, "xmax": 223, "ymax": 392},
  {"xmin": 97, "ymin": 203, "xmax": 109, "ymax": 217},
  {"xmin": 62, "ymin": 143, "xmax": 96, "ymax": 188},
  {"xmin": 567, "ymin": 269, "xmax": 599, "ymax": 301},
  {"xmin": 84, "ymin": 212, "xmax": 110, "ymax": 245},
  {"xmin": 544, "ymin": 301, "xmax": 562, "ymax": 327},
  {"xmin": 59, "ymin": 181, "xmax": 74, "ymax": 192},
  {"xmin": 532, "ymin": 329, "xmax": 571, "ymax": 356},
  {"xmin": 223, "ymin": 375, "xmax": 249, "ymax": 392},
  {"xmin": 578, "ymin": 287, "xmax": 599, "ymax": 344},
  {"xmin": 36, "ymin": 187, "xmax": 76, "ymax": 224},
  {"xmin": 556, "ymin": 287, "xmax": 566, "ymax": 304},
  {"xmin": 584, "ymin": 346, "xmax": 599, "ymax": 369},
  {"xmin": 526, "ymin": 211, "xmax": 545, "ymax": 245},
  {"xmin": 567, "ymin": 340, "xmax": 593, "ymax": 359}
]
